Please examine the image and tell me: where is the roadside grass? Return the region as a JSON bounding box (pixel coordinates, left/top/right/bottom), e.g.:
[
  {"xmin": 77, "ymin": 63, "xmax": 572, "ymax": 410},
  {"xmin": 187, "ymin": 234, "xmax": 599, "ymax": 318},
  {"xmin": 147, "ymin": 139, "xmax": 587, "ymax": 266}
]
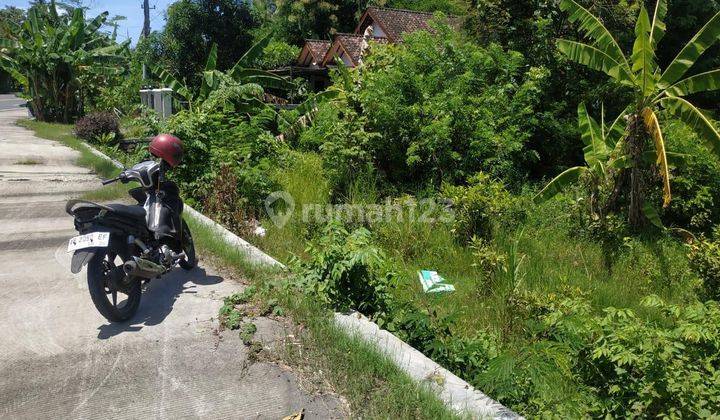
[
  {"xmin": 17, "ymin": 119, "xmax": 132, "ymax": 201},
  {"xmin": 185, "ymin": 214, "xmax": 460, "ymax": 419}
]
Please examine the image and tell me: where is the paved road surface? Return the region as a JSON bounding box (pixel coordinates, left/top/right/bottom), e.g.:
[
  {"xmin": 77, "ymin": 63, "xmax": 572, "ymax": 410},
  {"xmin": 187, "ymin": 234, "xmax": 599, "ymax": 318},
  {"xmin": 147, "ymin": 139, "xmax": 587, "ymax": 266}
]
[
  {"xmin": 0, "ymin": 94, "xmax": 26, "ymax": 111},
  {"xmin": 0, "ymin": 109, "xmax": 343, "ymax": 419}
]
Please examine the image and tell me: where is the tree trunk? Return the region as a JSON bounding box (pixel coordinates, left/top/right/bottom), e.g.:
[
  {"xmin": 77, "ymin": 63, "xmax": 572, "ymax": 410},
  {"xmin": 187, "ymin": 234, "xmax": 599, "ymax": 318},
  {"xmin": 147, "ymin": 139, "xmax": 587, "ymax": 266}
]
[{"xmin": 627, "ymin": 113, "xmax": 647, "ymax": 229}]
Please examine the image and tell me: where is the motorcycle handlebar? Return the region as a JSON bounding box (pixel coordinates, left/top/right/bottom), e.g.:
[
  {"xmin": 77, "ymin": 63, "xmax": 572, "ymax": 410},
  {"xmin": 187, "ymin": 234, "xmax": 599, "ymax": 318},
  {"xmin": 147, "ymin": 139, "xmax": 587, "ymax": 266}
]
[{"xmin": 101, "ymin": 176, "xmax": 120, "ymax": 185}]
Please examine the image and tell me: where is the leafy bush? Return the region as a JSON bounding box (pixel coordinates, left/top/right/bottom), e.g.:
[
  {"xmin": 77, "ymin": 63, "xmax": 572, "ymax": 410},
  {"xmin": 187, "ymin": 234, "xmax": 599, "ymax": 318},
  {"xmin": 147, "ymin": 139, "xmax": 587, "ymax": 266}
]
[
  {"xmin": 354, "ymin": 24, "xmax": 545, "ymax": 189},
  {"xmin": 481, "ymin": 290, "xmax": 720, "ymax": 417},
  {"xmin": 441, "ymin": 172, "xmax": 524, "ymax": 241},
  {"xmin": 690, "ymin": 227, "xmax": 720, "ymax": 301},
  {"xmin": 662, "ymin": 123, "xmax": 720, "ymax": 233},
  {"xmin": 292, "ymin": 222, "xmax": 395, "ymax": 318},
  {"xmin": 74, "ymin": 112, "xmax": 121, "ymax": 144},
  {"xmin": 253, "ymin": 40, "xmax": 300, "ymax": 70},
  {"xmin": 164, "ymin": 108, "xmax": 283, "ymax": 213}
]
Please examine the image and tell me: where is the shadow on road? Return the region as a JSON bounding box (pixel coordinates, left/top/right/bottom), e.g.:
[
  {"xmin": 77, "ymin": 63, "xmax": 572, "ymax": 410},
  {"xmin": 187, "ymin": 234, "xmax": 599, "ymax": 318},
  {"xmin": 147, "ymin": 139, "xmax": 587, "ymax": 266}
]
[{"xmin": 96, "ymin": 266, "xmax": 223, "ymax": 339}]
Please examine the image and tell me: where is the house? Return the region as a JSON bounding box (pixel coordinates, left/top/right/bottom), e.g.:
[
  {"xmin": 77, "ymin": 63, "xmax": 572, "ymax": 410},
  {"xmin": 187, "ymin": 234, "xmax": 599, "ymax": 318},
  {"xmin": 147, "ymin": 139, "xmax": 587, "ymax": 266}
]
[{"xmin": 273, "ymin": 7, "xmax": 459, "ymax": 92}]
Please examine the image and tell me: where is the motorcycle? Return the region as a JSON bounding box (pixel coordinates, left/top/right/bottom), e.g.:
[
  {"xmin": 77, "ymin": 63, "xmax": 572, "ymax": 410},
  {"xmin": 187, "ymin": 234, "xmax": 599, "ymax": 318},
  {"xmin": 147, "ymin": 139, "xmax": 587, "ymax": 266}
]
[{"xmin": 65, "ymin": 134, "xmax": 196, "ymax": 322}]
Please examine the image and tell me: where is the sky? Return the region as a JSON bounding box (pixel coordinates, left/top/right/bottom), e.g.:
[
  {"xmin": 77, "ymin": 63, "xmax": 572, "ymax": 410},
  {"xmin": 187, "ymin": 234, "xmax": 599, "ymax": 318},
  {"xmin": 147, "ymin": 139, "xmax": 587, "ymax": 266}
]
[{"xmin": 2, "ymin": 0, "xmax": 175, "ymax": 44}]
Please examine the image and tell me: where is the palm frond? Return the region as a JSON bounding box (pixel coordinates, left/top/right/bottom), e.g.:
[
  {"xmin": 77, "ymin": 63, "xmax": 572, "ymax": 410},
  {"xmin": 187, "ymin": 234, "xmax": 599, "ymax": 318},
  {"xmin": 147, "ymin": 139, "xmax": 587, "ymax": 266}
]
[
  {"xmin": 659, "ymin": 96, "xmax": 720, "ymax": 159},
  {"xmin": 649, "ymin": 0, "xmax": 667, "ymax": 47},
  {"xmin": 659, "ymin": 12, "xmax": 720, "ymax": 88},
  {"xmin": 205, "ymin": 43, "xmax": 218, "ymax": 72},
  {"xmin": 631, "ymin": 6, "xmax": 657, "ymax": 96},
  {"xmin": 234, "ymin": 32, "xmax": 272, "ymax": 69},
  {"xmin": 533, "ymin": 166, "xmax": 588, "ymax": 204},
  {"xmin": 557, "ymin": 40, "xmax": 634, "ymax": 86},
  {"xmin": 664, "ymin": 69, "xmax": 720, "ymax": 96},
  {"xmin": 559, "ymin": 0, "xmax": 629, "ymax": 69}
]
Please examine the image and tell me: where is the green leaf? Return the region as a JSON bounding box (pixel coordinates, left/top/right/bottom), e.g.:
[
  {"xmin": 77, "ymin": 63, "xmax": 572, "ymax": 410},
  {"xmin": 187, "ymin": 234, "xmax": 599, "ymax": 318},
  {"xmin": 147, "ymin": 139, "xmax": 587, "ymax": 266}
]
[
  {"xmin": 642, "ymin": 202, "xmax": 665, "ymax": 229},
  {"xmin": 205, "ymin": 43, "xmax": 218, "ymax": 72},
  {"xmin": 234, "ymin": 32, "xmax": 272, "ymax": 69},
  {"xmin": 533, "ymin": 166, "xmax": 588, "ymax": 204},
  {"xmin": 660, "ymin": 96, "xmax": 720, "ymax": 159},
  {"xmin": 606, "ymin": 106, "xmax": 629, "ymax": 146},
  {"xmin": 659, "ymin": 12, "xmax": 720, "ymax": 88},
  {"xmin": 557, "ymin": 40, "xmax": 634, "ymax": 86},
  {"xmin": 156, "ymin": 67, "xmax": 192, "ymax": 101},
  {"xmin": 631, "ymin": 6, "xmax": 657, "ymax": 96},
  {"xmin": 649, "ymin": 0, "xmax": 667, "ymax": 48},
  {"xmin": 559, "ymin": 0, "xmax": 629, "ymax": 69},
  {"xmin": 578, "ymin": 103, "xmax": 609, "ymax": 166},
  {"xmin": 664, "ymin": 70, "xmax": 720, "ymax": 96}
]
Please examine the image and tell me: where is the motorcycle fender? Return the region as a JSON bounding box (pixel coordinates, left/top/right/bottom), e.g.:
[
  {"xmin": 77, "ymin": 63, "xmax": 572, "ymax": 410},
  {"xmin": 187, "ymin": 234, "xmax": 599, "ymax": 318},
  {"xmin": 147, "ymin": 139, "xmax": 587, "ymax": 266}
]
[{"xmin": 71, "ymin": 249, "xmax": 98, "ymax": 274}]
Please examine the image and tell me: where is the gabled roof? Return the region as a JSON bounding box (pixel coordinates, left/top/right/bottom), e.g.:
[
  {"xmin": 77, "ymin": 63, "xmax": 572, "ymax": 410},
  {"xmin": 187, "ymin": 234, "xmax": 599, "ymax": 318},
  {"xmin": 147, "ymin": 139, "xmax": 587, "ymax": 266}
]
[
  {"xmin": 321, "ymin": 33, "xmax": 366, "ymax": 67},
  {"xmin": 355, "ymin": 7, "xmax": 453, "ymax": 42},
  {"xmin": 297, "ymin": 39, "xmax": 332, "ymax": 66}
]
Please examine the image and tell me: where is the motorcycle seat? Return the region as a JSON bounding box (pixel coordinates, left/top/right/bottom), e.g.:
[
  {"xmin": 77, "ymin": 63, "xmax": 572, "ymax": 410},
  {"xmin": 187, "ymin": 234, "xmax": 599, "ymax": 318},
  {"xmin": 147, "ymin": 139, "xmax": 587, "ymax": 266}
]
[{"xmin": 106, "ymin": 204, "xmax": 146, "ymax": 221}]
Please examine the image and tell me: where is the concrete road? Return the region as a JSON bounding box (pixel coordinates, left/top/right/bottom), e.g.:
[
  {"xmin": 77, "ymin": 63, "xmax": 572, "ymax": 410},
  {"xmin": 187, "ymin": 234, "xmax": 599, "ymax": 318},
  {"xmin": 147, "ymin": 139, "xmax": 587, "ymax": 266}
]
[
  {"xmin": 0, "ymin": 94, "xmax": 26, "ymax": 112},
  {"xmin": 0, "ymin": 109, "xmax": 344, "ymax": 419}
]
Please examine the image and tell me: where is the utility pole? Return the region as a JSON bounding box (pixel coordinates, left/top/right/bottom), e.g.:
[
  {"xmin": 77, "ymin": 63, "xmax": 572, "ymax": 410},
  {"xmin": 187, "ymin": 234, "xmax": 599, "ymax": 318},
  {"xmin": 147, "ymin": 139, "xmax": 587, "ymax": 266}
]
[
  {"xmin": 140, "ymin": 0, "xmax": 155, "ymax": 80},
  {"xmin": 141, "ymin": 0, "xmax": 151, "ymax": 38}
]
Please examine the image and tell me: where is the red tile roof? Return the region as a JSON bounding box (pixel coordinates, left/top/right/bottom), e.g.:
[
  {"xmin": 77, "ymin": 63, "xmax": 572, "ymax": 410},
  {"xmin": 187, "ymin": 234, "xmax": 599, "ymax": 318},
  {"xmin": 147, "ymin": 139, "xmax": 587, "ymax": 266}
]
[
  {"xmin": 321, "ymin": 34, "xmax": 389, "ymax": 66},
  {"xmin": 305, "ymin": 39, "xmax": 331, "ymax": 62},
  {"xmin": 356, "ymin": 7, "xmax": 458, "ymax": 41}
]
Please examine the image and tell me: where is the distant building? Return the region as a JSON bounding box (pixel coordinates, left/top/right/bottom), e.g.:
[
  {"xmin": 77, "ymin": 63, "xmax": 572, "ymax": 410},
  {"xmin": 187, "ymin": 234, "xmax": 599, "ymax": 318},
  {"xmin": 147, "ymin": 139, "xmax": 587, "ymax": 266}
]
[{"xmin": 273, "ymin": 7, "xmax": 460, "ymax": 92}]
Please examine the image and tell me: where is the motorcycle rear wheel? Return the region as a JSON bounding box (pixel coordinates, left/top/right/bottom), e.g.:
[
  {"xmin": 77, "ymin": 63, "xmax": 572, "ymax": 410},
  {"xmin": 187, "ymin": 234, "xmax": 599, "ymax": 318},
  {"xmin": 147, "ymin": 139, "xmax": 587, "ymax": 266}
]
[
  {"xmin": 178, "ymin": 219, "xmax": 196, "ymax": 270},
  {"xmin": 87, "ymin": 250, "xmax": 141, "ymax": 322}
]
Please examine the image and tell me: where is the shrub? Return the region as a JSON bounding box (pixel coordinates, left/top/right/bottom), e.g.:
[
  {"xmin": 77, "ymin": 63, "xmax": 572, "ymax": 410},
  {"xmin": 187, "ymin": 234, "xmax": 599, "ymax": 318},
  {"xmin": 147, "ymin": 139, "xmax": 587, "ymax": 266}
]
[
  {"xmin": 163, "ymin": 108, "xmax": 283, "ymax": 213},
  {"xmin": 355, "ymin": 24, "xmax": 545, "ymax": 189},
  {"xmin": 690, "ymin": 227, "xmax": 720, "ymax": 301},
  {"xmin": 291, "ymin": 222, "xmax": 395, "ymax": 318},
  {"xmin": 441, "ymin": 172, "xmax": 524, "ymax": 242},
  {"xmin": 253, "ymin": 40, "xmax": 300, "ymax": 70},
  {"xmin": 481, "ymin": 291, "xmax": 720, "ymax": 417},
  {"xmin": 74, "ymin": 111, "xmax": 120, "ymax": 144},
  {"xmin": 661, "ymin": 123, "xmax": 720, "ymax": 233}
]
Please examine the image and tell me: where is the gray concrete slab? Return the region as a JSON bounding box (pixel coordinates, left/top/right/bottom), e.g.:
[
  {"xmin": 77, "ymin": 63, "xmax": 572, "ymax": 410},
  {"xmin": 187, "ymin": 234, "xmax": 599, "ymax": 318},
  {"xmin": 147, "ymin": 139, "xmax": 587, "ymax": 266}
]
[
  {"xmin": 0, "ymin": 109, "xmax": 345, "ymax": 419},
  {"xmin": 0, "ymin": 94, "xmax": 26, "ymax": 112}
]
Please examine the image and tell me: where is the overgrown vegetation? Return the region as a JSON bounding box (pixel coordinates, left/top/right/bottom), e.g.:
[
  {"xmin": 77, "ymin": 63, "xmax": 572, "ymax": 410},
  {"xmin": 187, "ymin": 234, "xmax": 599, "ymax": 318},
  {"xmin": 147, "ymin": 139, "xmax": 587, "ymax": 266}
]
[
  {"xmin": 0, "ymin": 2, "xmax": 127, "ymax": 122},
  {"xmin": 12, "ymin": 0, "xmax": 720, "ymax": 415}
]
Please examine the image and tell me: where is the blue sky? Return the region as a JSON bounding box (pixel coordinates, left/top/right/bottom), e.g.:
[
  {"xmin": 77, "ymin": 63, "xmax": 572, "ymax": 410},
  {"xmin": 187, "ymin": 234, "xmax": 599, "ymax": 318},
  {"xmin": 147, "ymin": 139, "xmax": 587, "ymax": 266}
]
[{"xmin": 2, "ymin": 0, "xmax": 175, "ymax": 44}]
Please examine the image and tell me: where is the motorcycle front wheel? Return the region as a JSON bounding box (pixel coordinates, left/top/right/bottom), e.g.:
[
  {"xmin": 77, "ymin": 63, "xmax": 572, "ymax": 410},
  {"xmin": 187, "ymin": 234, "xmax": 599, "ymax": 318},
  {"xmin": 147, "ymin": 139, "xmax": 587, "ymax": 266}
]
[{"xmin": 87, "ymin": 250, "xmax": 141, "ymax": 322}]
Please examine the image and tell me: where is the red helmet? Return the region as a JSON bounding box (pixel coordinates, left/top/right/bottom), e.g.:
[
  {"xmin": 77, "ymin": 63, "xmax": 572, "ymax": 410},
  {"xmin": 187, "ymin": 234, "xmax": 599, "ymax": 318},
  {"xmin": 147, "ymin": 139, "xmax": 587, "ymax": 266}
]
[{"xmin": 149, "ymin": 133, "xmax": 183, "ymax": 167}]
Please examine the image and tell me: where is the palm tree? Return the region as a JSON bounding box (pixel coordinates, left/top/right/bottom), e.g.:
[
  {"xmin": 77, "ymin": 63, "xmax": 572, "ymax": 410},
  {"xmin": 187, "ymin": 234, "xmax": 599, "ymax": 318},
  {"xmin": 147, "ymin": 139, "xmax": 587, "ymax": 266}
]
[
  {"xmin": 556, "ymin": 0, "xmax": 720, "ymax": 227},
  {"xmin": 0, "ymin": 1, "xmax": 127, "ymax": 122}
]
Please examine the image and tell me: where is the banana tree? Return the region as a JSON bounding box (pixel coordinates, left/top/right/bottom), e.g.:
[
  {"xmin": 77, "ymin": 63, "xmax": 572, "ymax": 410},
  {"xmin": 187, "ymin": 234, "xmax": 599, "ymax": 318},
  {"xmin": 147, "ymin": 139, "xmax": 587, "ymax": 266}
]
[
  {"xmin": 0, "ymin": 1, "xmax": 127, "ymax": 122},
  {"xmin": 156, "ymin": 35, "xmax": 293, "ymax": 110},
  {"xmin": 557, "ymin": 0, "xmax": 720, "ymax": 227},
  {"xmin": 535, "ymin": 103, "xmax": 625, "ymax": 217}
]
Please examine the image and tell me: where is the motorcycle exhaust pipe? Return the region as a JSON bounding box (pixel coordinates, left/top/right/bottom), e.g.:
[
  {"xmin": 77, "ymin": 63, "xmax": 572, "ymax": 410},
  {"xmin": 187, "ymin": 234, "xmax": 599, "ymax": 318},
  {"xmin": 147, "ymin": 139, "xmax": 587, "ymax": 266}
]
[{"xmin": 123, "ymin": 257, "xmax": 165, "ymax": 279}]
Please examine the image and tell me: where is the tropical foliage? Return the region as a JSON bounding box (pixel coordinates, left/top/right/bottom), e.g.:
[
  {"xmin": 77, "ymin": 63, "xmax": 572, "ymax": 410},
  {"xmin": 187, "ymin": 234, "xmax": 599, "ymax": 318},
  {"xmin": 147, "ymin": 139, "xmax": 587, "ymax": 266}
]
[
  {"xmin": 553, "ymin": 0, "xmax": 720, "ymax": 227},
  {"xmin": 0, "ymin": 1, "xmax": 127, "ymax": 122},
  {"xmin": 25, "ymin": 0, "xmax": 720, "ymax": 416}
]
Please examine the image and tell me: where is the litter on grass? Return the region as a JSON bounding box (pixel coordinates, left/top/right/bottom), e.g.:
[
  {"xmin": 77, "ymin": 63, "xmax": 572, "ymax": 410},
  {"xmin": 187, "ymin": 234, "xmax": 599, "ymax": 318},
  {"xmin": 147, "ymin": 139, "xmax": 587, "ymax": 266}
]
[{"xmin": 418, "ymin": 270, "xmax": 455, "ymax": 293}]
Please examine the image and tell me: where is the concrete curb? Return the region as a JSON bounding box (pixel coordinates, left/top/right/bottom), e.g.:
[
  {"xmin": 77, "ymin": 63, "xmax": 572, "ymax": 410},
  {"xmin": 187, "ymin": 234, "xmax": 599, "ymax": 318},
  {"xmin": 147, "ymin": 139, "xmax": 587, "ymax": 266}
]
[
  {"xmin": 80, "ymin": 139, "xmax": 519, "ymax": 419},
  {"xmin": 336, "ymin": 312, "xmax": 520, "ymax": 419}
]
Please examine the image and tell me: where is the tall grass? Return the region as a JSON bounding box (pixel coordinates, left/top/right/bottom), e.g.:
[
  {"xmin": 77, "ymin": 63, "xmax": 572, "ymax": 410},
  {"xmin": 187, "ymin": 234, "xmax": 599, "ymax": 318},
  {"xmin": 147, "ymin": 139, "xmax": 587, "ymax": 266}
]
[{"xmin": 244, "ymin": 150, "xmax": 700, "ymax": 346}]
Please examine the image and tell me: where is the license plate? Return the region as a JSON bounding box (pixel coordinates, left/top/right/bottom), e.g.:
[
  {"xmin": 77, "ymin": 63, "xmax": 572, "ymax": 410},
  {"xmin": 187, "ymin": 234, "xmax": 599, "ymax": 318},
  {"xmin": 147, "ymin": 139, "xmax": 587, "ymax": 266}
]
[{"xmin": 67, "ymin": 232, "xmax": 110, "ymax": 252}]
